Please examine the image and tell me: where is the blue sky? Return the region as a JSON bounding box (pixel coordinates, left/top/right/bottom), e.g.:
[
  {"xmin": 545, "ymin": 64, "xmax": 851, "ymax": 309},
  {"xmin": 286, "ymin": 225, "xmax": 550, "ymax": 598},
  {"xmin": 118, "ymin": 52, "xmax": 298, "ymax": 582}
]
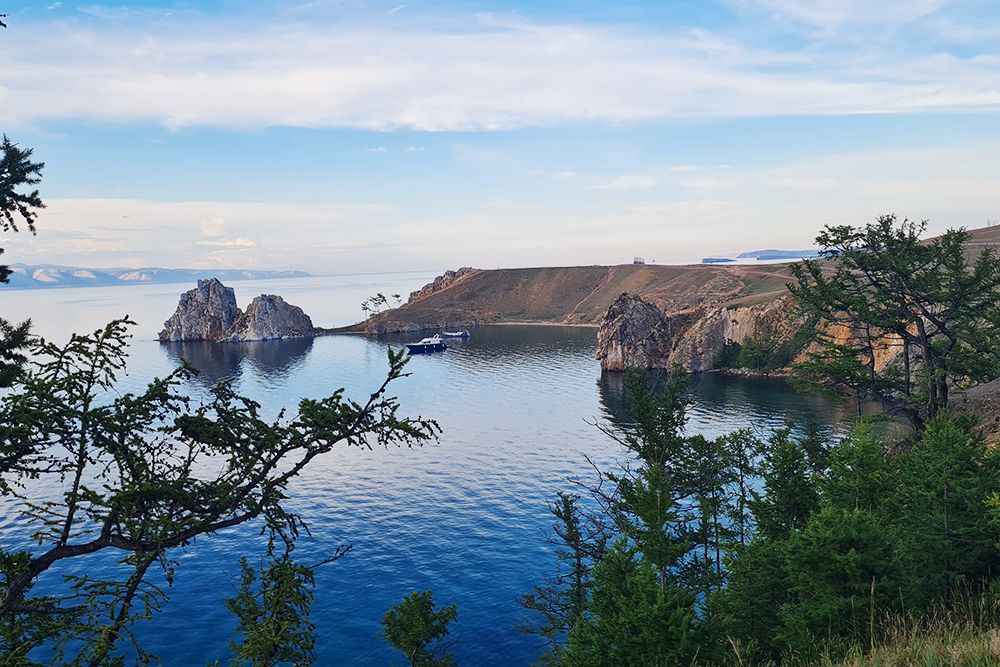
[{"xmin": 2, "ymin": 0, "xmax": 999, "ymax": 273}]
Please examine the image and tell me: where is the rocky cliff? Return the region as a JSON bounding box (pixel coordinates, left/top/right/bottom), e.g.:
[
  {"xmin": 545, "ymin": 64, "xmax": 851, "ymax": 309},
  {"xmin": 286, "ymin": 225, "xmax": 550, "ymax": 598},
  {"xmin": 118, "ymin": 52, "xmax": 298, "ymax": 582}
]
[
  {"xmin": 597, "ymin": 292, "xmax": 804, "ymax": 372},
  {"xmin": 158, "ymin": 279, "xmax": 243, "ymax": 342},
  {"xmin": 158, "ymin": 279, "xmax": 316, "ymax": 342},
  {"xmin": 596, "ymin": 293, "xmax": 698, "ymax": 370},
  {"xmin": 407, "ymin": 267, "xmax": 481, "ymax": 304},
  {"xmin": 224, "ymin": 295, "xmax": 315, "ymax": 342}
]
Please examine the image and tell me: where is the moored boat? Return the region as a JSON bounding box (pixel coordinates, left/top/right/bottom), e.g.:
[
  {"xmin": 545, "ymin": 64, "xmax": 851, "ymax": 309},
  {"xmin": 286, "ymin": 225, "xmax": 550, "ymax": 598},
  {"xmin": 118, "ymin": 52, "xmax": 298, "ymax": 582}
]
[
  {"xmin": 441, "ymin": 330, "xmax": 470, "ymax": 338},
  {"xmin": 405, "ymin": 335, "xmax": 447, "ymax": 353}
]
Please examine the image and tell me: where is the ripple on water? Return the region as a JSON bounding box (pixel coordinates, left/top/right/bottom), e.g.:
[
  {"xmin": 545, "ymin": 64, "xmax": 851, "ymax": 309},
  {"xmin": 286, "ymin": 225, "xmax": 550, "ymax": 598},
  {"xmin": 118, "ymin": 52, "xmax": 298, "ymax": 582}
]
[{"xmin": 6, "ymin": 325, "xmax": 848, "ymax": 666}]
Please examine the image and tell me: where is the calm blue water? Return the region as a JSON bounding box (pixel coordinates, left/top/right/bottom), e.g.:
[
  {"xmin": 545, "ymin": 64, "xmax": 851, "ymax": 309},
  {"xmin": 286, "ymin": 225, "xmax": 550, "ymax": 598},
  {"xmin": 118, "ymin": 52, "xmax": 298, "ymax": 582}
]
[{"xmin": 1, "ymin": 275, "xmax": 849, "ymax": 665}]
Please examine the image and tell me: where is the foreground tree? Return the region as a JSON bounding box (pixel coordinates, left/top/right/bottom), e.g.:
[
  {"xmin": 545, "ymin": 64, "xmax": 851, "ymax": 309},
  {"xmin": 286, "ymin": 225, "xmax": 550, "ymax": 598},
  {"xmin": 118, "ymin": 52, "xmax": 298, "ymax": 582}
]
[
  {"xmin": 223, "ymin": 541, "xmax": 326, "ymax": 667},
  {"xmin": 722, "ymin": 413, "xmax": 1000, "ymax": 662},
  {"xmin": 0, "ymin": 136, "xmax": 45, "ymax": 388},
  {"xmin": 515, "ymin": 493, "xmax": 606, "ymax": 666},
  {"xmin": 0, "ymin": 320, "xmax": 438, "ymax": 663},
  {"xmin": 547, "ymin": 368, "xmax": 706, "ymax": 666},
  {"xmin": 379, "ymin": 590, "xmax": 458, "ymax": 667},
  {"xmin": 789, "ymin": 215, "xmax": 1000, "ymax": 430},
  {"xmin": 0, "ymin": 135, "xmax": 44, "ymax": 284}
]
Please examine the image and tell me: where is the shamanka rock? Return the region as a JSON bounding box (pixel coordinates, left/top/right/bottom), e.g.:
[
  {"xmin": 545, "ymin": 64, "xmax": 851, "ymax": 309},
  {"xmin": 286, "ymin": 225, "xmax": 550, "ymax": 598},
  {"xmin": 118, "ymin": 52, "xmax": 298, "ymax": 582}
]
[
  {"xmin": 158, "ymin": 279, "xmax": 316, "ymax": 342},
  {"xmin": 158, "ymin": 279, "xmax": 242, "ymax": 342}
]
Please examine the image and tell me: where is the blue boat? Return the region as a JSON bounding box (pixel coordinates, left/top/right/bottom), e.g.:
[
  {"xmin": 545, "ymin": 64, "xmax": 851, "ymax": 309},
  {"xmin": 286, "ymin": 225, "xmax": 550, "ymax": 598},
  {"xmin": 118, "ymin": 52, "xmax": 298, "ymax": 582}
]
[
  {"xmin": 441, "ymin": 330, "xmax": 470, "ymax": 338},
  {"xmin": 405, "ymin": 335, "xmax": 447, "ymax": 354}
]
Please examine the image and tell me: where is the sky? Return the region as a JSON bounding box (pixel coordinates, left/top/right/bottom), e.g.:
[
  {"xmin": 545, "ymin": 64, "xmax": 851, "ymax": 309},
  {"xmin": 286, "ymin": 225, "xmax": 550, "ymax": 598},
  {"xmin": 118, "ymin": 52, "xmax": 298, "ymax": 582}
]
[{"xmin": 1, "ymin": 0, "xmax": 999, "ymax": 274}]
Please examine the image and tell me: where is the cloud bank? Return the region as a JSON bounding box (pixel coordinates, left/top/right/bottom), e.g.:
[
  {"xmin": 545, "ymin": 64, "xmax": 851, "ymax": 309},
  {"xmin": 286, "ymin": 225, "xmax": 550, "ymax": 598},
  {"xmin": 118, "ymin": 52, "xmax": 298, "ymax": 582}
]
[{"xmin": 0, "ymin": 5, "xmax": 997, "ymax": 131}]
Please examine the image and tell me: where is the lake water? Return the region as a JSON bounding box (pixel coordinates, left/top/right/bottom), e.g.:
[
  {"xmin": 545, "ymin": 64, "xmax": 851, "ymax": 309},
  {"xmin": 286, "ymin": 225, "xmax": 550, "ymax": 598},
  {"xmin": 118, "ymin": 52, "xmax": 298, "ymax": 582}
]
[{"xmin": 1, "ymin": 274, "xmax": 850, "ymax": 665}]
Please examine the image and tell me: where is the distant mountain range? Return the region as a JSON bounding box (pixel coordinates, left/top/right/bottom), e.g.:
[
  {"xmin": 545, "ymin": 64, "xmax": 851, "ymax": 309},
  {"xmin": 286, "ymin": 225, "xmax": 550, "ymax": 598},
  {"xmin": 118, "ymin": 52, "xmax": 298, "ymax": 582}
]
[
  {"xmin": 3, "ymin": 264, "xmax": 310, "ymax": 289},
  {"xmin": 737, "ymin": 249, "xmax": 820, "ymax": 260},
  {"xmin": 702, "ymin": 249, "xmax": 819, "ymax": 263}
]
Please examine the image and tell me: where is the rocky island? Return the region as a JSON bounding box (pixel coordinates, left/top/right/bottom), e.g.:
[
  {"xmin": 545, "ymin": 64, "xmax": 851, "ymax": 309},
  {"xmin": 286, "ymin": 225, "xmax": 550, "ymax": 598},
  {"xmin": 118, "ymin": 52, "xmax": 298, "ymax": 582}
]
[{"xmin": 158, "ymin": 278, "xmax": 316, "ymax": 342}]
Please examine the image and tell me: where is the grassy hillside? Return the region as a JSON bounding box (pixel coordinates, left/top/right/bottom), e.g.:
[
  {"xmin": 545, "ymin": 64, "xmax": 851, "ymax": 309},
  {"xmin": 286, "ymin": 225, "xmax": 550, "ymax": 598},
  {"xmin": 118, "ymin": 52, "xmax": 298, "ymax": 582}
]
[
  {"xmin": 353, "ymin": 262, "xmax": 798, "ymax": 332},
  {"xmin": 350, "ymin": 224, "xmax": 1000, "ymax": 334}
]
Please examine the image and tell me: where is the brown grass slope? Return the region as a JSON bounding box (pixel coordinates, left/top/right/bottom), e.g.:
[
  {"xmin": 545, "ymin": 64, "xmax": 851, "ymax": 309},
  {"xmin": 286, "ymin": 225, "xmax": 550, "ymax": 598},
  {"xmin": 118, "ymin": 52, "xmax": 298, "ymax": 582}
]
[
  {"xmin": 353, "ymin": 263, "xmax": 798, "ymax": 332},
  {"xmin": 347, "ymin": 224, "xmax": 1000, "ymax": 334}
]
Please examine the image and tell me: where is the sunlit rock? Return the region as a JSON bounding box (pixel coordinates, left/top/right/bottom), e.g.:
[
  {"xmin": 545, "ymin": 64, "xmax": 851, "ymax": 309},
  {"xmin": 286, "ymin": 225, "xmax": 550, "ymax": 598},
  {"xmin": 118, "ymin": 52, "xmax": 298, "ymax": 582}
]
[
  {"xmin": 158, "ymin": 280, "xmax": 315, "ymax": 342},
  {"xmin": 224, "ymin": 294, "xmax": 315, "ymax": 342},
  {"xmin": 158, "ymin": 278, "xmax": 242, "ymax": 342}
]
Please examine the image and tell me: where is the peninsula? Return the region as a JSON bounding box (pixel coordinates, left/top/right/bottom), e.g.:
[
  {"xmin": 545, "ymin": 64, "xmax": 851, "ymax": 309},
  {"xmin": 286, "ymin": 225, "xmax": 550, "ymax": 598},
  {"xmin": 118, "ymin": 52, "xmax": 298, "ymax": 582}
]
[{"xmin": 352, "ymin": 262, "xmax": 796, "ymax": 333}]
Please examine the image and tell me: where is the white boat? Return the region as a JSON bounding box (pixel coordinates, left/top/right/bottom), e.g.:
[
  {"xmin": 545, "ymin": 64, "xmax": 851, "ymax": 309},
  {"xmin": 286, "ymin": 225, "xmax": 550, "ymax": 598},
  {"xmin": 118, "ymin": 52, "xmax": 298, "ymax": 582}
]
[
  {"xmin": 441, "ymin": 330, "xmax": 469, "ymax": 338},
  {"xmin": 405, "ymin": 335, "xmax": 447, "ymax": 353}
]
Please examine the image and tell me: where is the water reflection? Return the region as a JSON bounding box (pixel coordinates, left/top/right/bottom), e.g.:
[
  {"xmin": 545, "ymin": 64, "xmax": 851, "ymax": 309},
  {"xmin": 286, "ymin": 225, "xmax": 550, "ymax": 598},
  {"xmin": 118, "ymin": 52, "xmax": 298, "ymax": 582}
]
[
  {"xmin": 24, "ymin": 323, "xmax": 872, "ymax": 666},
  {"xmin": 161, "ymin": 337, "xmax": 314, "ymax": 387},
  {"xmin": 598, "ymin": 369, "xmax": 849, "ymax": 441}
]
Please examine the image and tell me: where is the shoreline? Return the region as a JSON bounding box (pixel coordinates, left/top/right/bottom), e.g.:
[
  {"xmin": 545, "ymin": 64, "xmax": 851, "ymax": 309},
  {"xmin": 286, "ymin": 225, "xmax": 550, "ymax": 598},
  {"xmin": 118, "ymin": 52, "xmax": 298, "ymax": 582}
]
[{"xmin": 323, "ymin": 320, "xmax": 601, "ymax": 335}]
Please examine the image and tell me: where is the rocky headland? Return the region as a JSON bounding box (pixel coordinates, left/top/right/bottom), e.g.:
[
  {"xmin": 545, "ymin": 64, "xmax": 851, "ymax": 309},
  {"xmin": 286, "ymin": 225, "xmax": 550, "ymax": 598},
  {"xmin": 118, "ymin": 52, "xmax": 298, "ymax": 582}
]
[
  {"xmin": 347, "ymin": 262, "xmax": 807, "ymax": 373},
  {"xmin": 406, "ymin": 267, "xmax": 482, "ymax": 304},
  {"xmin": 158, "ymin": 278, "xmax": 316, "ymax": 342},
  {"xmin": 349, "ymin": 262, "xmax": 796, "ymax": 336},
  {"xmin": 595, "ymin": 291, "xmax": 804, "ymax": 372},
  {"xmin": 348, "ymin": 223, "xmax": 1000, "ymax": 376}
]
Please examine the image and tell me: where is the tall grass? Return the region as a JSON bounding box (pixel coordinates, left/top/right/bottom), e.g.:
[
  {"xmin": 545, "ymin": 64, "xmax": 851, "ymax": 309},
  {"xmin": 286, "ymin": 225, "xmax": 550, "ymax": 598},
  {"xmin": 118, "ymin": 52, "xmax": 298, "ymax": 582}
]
[{"xmin": 726, "ymin": 595, "xmax": 1000, "ymax": 667}]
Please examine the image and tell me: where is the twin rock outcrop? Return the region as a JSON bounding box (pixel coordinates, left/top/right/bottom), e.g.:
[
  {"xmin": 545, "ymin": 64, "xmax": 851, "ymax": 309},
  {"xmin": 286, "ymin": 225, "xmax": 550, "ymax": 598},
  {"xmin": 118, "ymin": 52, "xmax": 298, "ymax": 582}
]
[{"xmin": 158, "ymin": 278, "xmax": 315, "ymax": 343}]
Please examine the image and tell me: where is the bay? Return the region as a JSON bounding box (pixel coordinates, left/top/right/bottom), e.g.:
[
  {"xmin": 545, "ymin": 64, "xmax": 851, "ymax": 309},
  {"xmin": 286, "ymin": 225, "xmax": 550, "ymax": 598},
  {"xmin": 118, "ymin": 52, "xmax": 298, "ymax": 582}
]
[{"xmin": 1, "ymin": 273, "xmax": 850, "ymax": 665}]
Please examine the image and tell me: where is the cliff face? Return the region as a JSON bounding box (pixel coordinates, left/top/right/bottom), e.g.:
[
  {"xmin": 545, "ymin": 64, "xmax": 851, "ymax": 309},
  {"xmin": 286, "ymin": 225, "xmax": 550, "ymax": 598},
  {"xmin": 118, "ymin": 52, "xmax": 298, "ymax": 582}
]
[
  {"xmin": 596, "ymin": 293, "xmax": 803, "ymax": 372},
  {"xmin": 597, "ymin": 293, "xmax": 684, "ymax": 370},
  {"xmin": 158, "ymin": 279, "xmax": 242, "ymax": 342},
  {"xmin": 158, "ymin": 280, "xmax": 316, "ymax": 342},
  {"xmin": 817, "ymin": 322, "xmax": 905, "ymax": 372},
  {"xmin": 407, "ymin": 267, "xmax": 481, "ymax": 304}
]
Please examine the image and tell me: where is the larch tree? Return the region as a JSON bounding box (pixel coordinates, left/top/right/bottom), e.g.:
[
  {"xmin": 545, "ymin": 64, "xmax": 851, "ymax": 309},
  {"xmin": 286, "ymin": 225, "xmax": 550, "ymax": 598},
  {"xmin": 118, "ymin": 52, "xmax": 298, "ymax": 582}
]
[
  {"xmin": 789, "ymin": 214, "xmax": 1000, "ymax": 431},
  {"xmin": 0, "ymin": 136, "xmax": 44, "ymax": 389},
  {"xmin": 0, "ymin": 320, "xmax": 439, "ymax": 664}
]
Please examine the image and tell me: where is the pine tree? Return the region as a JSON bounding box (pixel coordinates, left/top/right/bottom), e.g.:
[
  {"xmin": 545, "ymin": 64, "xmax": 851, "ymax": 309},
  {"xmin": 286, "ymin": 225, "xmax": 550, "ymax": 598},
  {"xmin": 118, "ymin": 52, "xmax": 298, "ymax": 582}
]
[
  {"xmin": 562, "ymin": 539, "xmax": 698, "ymax": 667},
  {"xmin": 515, "ymin": 493, "xmax": 606, "ymax": 666},
  {"xmin": 379, "ymin": 590, "xmax": 458, "ymax": 667},
  {"xmin": 0, "ymin": 136, "xmax": 44, "ymax": 387}
]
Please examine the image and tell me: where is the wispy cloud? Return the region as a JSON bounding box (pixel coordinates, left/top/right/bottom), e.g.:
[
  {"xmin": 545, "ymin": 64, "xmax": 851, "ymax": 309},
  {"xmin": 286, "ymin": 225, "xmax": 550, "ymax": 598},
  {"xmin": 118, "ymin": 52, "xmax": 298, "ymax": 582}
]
[
  {"xmin": 1, "ymin": 8, "xmax": 997, "ymax": 131},
  {"xmin": 592, "ymin": 176, "xmax": 658, "ymax": 190},
  {"xmin": 199, "ymin": 236, "xmax": 257, "ymax": 247},
  {"xmin": 366, "ymin": 147, "xmax": 388, "ymax": 152},
  {"xmin": 680, "ymin": 179, "xmax": 740, "ymax": 190},
  {"xmin": 771, "ymin": 177, "xmax": 837, "ymax": 189},
  {"xmin": 733, "ymin": 0, "xmax": 956, "ymax": 30},
  {"xmin": 199, "ymin": 217, "xmax": 226, "ymax": 238}
]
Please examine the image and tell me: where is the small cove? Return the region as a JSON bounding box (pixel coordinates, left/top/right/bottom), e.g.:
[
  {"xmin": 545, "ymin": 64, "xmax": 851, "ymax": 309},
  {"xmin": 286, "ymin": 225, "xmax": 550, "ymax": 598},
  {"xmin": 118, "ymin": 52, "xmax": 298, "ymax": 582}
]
[{"xmin": 1, "ymin": 275, "xmax": 853, "ymax": 665}]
